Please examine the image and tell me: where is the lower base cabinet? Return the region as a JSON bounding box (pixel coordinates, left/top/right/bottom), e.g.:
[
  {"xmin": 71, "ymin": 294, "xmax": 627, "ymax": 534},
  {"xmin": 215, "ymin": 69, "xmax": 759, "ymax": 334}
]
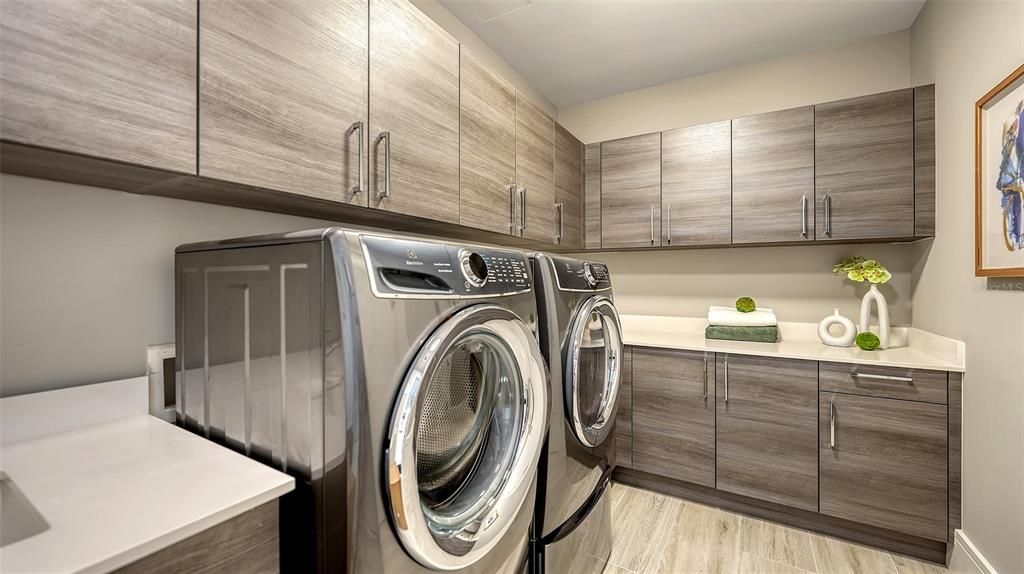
[
  {"xmin": 613, "ymin": 346, "xmax": 632, "ymax": 467},
  {"xmin": 819, "ymin": 392, "xmax": 948, "ymax": 541}
]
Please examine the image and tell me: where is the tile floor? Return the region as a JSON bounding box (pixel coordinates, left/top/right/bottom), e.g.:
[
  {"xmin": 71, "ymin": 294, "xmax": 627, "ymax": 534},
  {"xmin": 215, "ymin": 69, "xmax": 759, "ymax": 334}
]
[{"xmin": 577, "ymin": 483, "xmax": 949, "ymax": 574}]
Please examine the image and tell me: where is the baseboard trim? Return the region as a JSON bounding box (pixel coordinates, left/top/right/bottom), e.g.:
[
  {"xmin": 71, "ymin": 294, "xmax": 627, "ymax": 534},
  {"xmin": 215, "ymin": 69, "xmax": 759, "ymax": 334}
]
[{"xmin": 951, "ymin": 530, "xmax": 998, "ymax": 574}]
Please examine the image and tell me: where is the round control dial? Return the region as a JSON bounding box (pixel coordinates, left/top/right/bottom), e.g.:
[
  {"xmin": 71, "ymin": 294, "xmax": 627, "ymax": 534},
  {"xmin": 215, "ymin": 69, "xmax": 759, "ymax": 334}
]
[
  {"xmin": 460, "ymin": 251, "xmax": 488, "ymax": 287},
  {"xmin": 582, "ymin": 263, "xmax": 598, "ymax": 287}
]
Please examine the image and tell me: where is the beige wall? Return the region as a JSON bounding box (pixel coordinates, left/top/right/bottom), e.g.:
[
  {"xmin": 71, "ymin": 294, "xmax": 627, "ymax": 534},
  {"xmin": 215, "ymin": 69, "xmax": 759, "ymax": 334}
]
[
  {"xmin": 909, "ymin": 1, "xmax": 1024, "ymax": 572},
  {"xmin": 412, "ymin": 0, "xmax": 557, "ymax": 116},
  {"xmin": 558, "ymin": 30, "xmax": 911, "ymax": 144}
]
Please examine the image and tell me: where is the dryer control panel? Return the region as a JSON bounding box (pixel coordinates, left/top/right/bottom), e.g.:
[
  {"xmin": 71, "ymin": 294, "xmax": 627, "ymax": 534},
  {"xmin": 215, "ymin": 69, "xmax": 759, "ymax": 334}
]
[
  {"xmin": 551, "ymin": 257, "xmax": 612, "ymax": 291},
  {"xmin": 362, "ymin": 235, "xmax": 531, "ymax": 298}
]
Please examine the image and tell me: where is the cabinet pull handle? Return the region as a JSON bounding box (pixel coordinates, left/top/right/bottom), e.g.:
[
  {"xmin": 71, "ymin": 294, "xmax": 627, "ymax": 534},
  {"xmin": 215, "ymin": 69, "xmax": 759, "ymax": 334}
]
[
  {"xmin": 829, "ymin": 400, "xmax": 836, "ymax": 448},
  {"xmin": 377, "ymin": 131, "xmax": 391, "ymax": 199},
  {"xmin": 521, "ymin": 186, "xmax": 528, "ymax": 234},
  {"xmin": 724, "ymin": 356, "xmax": 729, "ymax": 403},
  {"xmin": 823, "ymin": 192, "xmax": 832, "ymax": 237},
  {"xmin": 650, "ymin": 206, "xmax": 655, "ymax": 245},
  {"xmin": 508, "ymin": 180, "xmax": 517, "ymax": 234},
  {"xmin": 852, "ymin": 372, "xmax": 914, "ymax": 383},
  {"xmin": 555, "ymin": 202, "xmax": 564, "ymax": 243},
  {"xmin": 801, "ymin": 194, "xmax": 808, "ymax": 237},
  {"xmin": 351, "ymin": 121, "xmax": 365, "ymax": 195},
  {"xmin": 666, "ymin": 204, "xmax": 672, "ymax": 245},
  {"xmin": 702, "ymin": 355, "xmax": 708, "ymax": 400}
]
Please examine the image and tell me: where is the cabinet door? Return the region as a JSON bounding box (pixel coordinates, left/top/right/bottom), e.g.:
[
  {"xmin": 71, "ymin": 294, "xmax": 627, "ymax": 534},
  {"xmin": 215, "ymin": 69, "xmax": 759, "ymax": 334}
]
[
  {"xmin": 633, "ymin": 348, "xmax": 716, "ymax": 487},
  {"xmin": 200, "ymin": 0, "xmax": 367, "ymax": 204},
  {"xmin": 815, "ymin": 89, "xmax": 914, "ymax": 240},
  {"xmin": 516, "ymin": 94, "xmax": 556, "ymax": 242},
  {"xmin": 716, "ymin": 355, "xmax": 818, "ymax": 511},
  {"xmin": 661, "ymin": 121, "xmax": 732, "ymax": 246},
  {"xmin": 370, "ymin": 0, "xmax": 459, "ymax": 222},
  {"xmin": 1, "ymin": 0, "xmax": 196, "ymax": 173},
  {"xmin": 732, "ymin": 107, "xmax": 814, "ymax": 244},
  {"xmin": 613, "ymin": 346, "xmax": 633, "ymax": 467},
  {"xmin": 820, "ymin": 393, "xmax": 947, "ymax": 540},
  {"xmin": 584, "ymin": 143, "xmax": 602, "ymax": 249},
  {"xmin": 601, "ymin": 133, "xmax": 662, "ymax": 249},
  {"xmin": 459, "ymin": 49, "xmax": 515, "ymax": 234},
  {"xmin": 554, "ymin": 124, "xmax": 584, "ymax": 249},
  {"xmin": 915, "ymin": 84, "xmax": 936, "ymax": 238}
]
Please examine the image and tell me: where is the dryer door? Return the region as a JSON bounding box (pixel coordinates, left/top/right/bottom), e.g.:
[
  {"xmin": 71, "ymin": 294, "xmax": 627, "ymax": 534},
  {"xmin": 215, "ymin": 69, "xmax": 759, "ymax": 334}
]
[
  {"xmin": 565, "ymin": 296, "xmax": 623, "ymax": 448},
  {"xmin": 386, "ymin": 304, "xmax": 548, "ymax": 571}
]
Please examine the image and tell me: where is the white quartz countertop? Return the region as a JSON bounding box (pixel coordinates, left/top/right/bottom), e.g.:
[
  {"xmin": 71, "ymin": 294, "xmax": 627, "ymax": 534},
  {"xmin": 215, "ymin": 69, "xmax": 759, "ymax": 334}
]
[
  {"xmin": 621, "ymin": 315, "xmax": 966, "ymax": 372},
  {"xmin": 0, "ymin": 378, "xmax": 295, "ymax": 574}
]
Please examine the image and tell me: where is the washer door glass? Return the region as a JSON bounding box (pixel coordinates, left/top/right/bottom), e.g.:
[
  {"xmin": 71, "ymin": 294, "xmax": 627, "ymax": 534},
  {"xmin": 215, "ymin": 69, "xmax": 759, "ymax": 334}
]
[
  {"xmin": 565, "ymin": 297, "xmax": 623, "ymax": 448},
  {"xmin": 386, "ymin": 305, "xmax": 548, "ymax": 571}
]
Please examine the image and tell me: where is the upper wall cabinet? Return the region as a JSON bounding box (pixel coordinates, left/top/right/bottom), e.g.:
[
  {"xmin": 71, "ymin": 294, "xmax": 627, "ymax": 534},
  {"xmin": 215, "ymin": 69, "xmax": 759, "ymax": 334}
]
[
  {"xmin": 661, "ymin": 121, "xmax": 732, "ymax": 247},
  {"xmin": 601, "ymin": 133, "xmax": 662, "ymax": 249},
  {"xmin": 199, "ymin": 0, "xmax": 368, "ymax": 205},
  {"xmin": 516, "ymin": 94, "xmax": 557, "ymax": 242},
  {"xmin": 459, "ymin": 48, "xmax": 516, "ymax": 235},
  {"xmin": 815, "ymin": 88, "xmax": 915, "ymax": 241},
  {"xmin": 732, "ymin": 107, "xmax": 815, "ymax": 245},
  {"xmin": 370, "ymin": 0, "xmax": 460, "ymax": 223},
  {"xmin": 0, "ymin": 0, "xmax": 197, "ymax": 174},
  {"xmin": 914, "ymin": 84, "xmax": 936, "ymax": 238},
  {"xmin": 554, "ymin": 124, "xmax": 584, "ymax": 249},
  {"xmin": 584, "ymin": 143, "xmax": 602, "ymax": 249}
]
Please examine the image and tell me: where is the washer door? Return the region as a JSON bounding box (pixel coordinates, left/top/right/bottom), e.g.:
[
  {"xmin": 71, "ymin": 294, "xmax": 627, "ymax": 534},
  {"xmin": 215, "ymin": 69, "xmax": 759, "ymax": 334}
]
[
  {"xmin": 386, "ymin": 304, "xmax": 548, "ymax": 571},
  {"xmin": 565, "ymin": 296, "xmax": 623, "ymax": 448}
]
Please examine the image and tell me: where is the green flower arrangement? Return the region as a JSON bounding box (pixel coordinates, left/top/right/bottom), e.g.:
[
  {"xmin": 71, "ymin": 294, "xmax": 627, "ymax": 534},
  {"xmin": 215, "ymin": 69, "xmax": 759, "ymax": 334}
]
[
  {"xmin": 832, "ymin": 257, "xmax": 892, "ymax": 284},
  {"xmin": 735, "ymin": 297, "xmax": 756, "ymax": 313},
  {"xmin": 855, "ymin": 332, "xmax": 881, "ymax": 351}
]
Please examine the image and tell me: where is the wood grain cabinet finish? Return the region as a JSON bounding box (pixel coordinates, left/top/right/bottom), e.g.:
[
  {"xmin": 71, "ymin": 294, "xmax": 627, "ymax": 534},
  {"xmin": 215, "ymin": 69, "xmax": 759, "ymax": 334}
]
[
  {"xmin": 0, "ymin": 0, "xmax": 197, "ymax": 174},
  {"xmin": 459, "ymin": 49, "xmax": 516, "ymax": 235},
  {"xmin": 613, "ymin": 346, "xmax": 633, "ymax": 467},
  {"xmin": 516, "ymin": 94, "xmax": 557, "ymax": 242},
  {"xmin": 915, "ymin": 84, "xmax": 936, "ymax": 238},
  {"xmin": 716, "ymin": 354, "xmax": 818, "ymax": 511},
  {"xmin": 661, "ymin": 121, "xmax": 732, "ymax": 246},
  {"xmin": 820, "ymin": 392, "xmax": 947, "ymax": 541},
  {"xmin": 554, "ymin": 124, "xmax": 584, "ymax": 249},
  {"xmin": 732, "ymin": 107, "xmax": 815, "ymax": 244},
  {"xmin": 200, "ymin": 0, "xmax": 367, "ymax": 205},
  {"xmin": 815, "ymin": 89, "xmax": 915, "ymax": 241},
  {"xmin": 632, "ymin": 347, "xmax": 716, "ymax": 487},
  {"xmin": 601, "ymin": 133, "xmax": 662, "ymax": 248},
  {"xmin": 370, "ymin": 0, "xmax": 460, "ymax": 222},
  {"xmin": 584, "ymin": 143, "xmax": 602, "ymax": 249}
]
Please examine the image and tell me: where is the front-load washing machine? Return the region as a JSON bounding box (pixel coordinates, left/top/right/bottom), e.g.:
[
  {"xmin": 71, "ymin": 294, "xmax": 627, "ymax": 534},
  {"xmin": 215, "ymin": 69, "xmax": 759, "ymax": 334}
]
[
  {"xmin": 175, "ymin": 228, "xmax": 549, "ymax": 573},
  {"xmin": 529, "ymin": 254, "xmax": 623, "ymax": 573}
]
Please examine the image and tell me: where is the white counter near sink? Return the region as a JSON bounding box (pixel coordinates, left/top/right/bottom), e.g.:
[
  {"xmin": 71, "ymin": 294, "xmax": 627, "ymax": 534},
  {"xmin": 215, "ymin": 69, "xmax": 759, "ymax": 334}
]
[
  {"xmin": 620, "ymin": 314, "xmax": 965, "ymax": 372},
  {"xmin": 0, "ymin": 377, "xmax": 294, "ymax": 574}
]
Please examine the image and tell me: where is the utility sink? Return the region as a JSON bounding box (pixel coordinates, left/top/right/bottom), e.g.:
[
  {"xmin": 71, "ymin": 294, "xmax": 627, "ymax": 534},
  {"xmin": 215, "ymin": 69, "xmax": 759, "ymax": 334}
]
[{"xmin": 0, "ymin": 471, "xmax": 49, "ymax": 547}]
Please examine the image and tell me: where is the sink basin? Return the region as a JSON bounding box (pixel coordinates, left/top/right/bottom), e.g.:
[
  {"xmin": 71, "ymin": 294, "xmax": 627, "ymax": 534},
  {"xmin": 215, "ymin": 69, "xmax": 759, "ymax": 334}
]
[{"xmin": 0, "ymin": 471, "xmax": 49, "ymax": 547}]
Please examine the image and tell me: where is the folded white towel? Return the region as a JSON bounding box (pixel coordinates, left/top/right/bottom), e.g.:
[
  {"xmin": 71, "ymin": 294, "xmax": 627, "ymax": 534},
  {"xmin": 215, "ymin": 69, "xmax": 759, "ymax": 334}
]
[{"xmin": 708, "ymin": 305, "xmax": 778, "ymax": 327}]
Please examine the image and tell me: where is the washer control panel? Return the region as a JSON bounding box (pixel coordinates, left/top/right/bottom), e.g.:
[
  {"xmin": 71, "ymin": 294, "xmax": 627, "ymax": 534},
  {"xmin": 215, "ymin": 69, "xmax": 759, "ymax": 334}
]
[
  {"xmin": 552, "ymin": 257, "xmax": 611, "ymax": 291},
  {"xmin": 362, "ymin": 235, "xmax": 530, "ymax": 297}
]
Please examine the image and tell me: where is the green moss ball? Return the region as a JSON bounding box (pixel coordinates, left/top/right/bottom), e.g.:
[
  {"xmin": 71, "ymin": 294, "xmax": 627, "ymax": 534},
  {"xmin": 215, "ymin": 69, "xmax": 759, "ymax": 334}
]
[
  {"xmin": 855, "ymin": 332, "xmax": 881, "ymax": 351},
  {"xmin": 735, "ymin": 297, "xmax": 756, "ymax": 313}
]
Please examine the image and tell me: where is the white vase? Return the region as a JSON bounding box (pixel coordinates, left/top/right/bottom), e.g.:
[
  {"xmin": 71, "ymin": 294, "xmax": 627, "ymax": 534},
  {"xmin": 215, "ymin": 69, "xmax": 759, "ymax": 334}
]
[
  {"xmin": 858, "ymin": 284, "xmax": 890, "ymax": 349},
  {"xmin": 818, "ymin": 309, "xmax": 856, "ymax": 347}
]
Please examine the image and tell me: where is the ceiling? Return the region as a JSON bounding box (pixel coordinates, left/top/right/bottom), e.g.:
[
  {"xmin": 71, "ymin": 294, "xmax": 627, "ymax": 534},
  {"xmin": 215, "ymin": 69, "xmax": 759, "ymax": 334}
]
[{"xmin": 440, "ymin": 0, "xmax": 926, "ymax": 108}]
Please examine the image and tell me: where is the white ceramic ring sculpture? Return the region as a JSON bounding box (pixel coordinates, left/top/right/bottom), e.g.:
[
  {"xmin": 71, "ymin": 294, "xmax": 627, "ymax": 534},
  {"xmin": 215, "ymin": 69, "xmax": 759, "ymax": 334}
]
[{"xmin": 818, "ymin": 309, "xmax": 856, "ymax": 347}]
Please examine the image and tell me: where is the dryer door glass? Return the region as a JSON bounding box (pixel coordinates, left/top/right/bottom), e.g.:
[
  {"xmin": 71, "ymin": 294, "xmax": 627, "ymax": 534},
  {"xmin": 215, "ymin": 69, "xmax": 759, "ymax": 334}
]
[
  {"xmin": 566, "ymin": 297, "xmax": 623, "ymax": 448},
  {"xmin": 386, "ymin": 305, "xmax": 548, "ymax": 570}
]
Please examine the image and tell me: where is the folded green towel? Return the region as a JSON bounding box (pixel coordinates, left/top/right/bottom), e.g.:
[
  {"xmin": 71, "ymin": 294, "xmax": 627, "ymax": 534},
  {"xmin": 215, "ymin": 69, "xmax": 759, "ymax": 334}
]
[{"xmin": 705, "ymin": 325, "xmax": 780, "ymax": 343}]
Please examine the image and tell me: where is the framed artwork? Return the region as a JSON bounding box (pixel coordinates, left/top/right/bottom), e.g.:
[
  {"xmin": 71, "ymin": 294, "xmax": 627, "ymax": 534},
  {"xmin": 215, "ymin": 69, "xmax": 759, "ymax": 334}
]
[{"xmin": 976, "ymin": 63, "xmax": 1024, "ymax": 277}]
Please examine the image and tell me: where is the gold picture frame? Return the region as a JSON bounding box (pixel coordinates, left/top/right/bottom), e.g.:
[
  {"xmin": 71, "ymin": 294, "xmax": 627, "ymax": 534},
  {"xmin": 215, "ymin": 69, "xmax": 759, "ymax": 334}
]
[{"xmin": 975, "ymin": 63, "xmax": 1024, "ymax": 277}]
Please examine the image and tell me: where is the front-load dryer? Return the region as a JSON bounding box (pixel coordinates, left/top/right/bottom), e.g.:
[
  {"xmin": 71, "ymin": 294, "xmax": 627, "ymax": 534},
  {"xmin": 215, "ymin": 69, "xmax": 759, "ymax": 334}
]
[
  {"xmin": 175, "ymin": 228, "xmax": 549, "ymax": 573},
  {"xmin": 528, "ymin": 255, "xmax": 623, "ymax": 573}
]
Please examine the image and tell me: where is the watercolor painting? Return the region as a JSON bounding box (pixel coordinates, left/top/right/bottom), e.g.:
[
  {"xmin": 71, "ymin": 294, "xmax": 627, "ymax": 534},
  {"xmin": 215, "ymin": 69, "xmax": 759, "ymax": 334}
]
[{"xmin": 976, "ymin": 63, "xmax": 1024, "ymax": 276}]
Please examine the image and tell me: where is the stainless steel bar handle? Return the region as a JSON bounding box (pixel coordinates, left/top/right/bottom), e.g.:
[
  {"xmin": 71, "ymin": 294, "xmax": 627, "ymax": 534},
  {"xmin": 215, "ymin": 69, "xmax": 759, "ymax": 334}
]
[
  {"xmin": 801, "ymin": 194, "xmax": 808, "ymax": 237},
  {"xmin": 823, "ymin": 192, "xmax": 832, "ymax": 236},
  {"xmin": 555, "ymin": 202, "xmax": 564, "ymax": 243},
  {"xmin": 508, "ymin": 180, "xmax": 517, "ymax": 234},
  {"xmin": 521, "ymin": 186, "xmax": 528, "ymax": 233},
  {"xmin": 649, "ymin": 206, "xmax": 655, "ymax": 245},
  {"xmin": 829, "ymin": 401, "xmax": 836, "ymax": 448},
  {"xmin": 852, "ymin": 373, "xmax": 914, "ymax": 383},
  {"xmin": 377, "ymin": 131, "xmax": 391, "ymax": 199},
  {"xmin": 667, "ymin": 204, "xmax": 672, "ymax": 245},
  {"xmin": 351, "ymin": 121, "xmax": 365, "ymax": 195},
  {"xmin": 724, "ymin": 357, "xmax": 729, "ymax": 403},
  {"xmin": 702, "ymin": 356, "xmax": 708, "ymax": 399}
]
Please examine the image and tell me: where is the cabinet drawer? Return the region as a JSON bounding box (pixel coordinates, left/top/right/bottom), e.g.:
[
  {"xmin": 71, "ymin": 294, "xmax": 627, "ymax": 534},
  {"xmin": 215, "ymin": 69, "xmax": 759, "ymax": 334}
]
[{"xmin": 819, "ymin": 362, "xmax": 947, "ymax": 404}]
